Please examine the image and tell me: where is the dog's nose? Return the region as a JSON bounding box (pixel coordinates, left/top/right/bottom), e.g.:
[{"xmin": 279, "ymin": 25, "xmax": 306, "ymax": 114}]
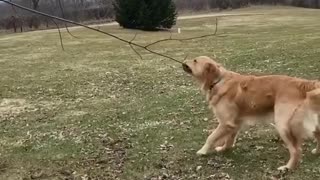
[{"xmin": 182, "ymin": 63, "xmax": 192, "ymax": 74}]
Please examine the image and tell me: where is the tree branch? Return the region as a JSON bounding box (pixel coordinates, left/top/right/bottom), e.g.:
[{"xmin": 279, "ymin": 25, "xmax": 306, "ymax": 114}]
[
  {"xmin": 1, "ymin": 0, "xmax": 222, "ymax": 65},
  {"xmin": 1, "ymin": 0, "xmax": 184, "ymax": 64}
]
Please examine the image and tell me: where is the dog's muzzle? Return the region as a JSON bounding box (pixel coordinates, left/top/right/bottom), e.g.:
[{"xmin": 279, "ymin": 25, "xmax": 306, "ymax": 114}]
[{"xmin": 182, "ymin": 63, "xmax": 192, "ymax": 74}]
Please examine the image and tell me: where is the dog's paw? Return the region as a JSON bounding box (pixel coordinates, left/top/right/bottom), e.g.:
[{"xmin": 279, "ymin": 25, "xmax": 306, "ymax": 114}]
[
  {"xmin": 311, "ymin": 148, "xmax": 320, "ymax": 155},
  {"xmin": 277, "ymin": 165, "xmax": 290, "ymax": 172},
  {"xmin": 215, "ymin": 146, "xmax": 225, "ymax": 152},
  {"xmin": 196, "ymin": 149, "xmax": 209, "ymax": 156}
]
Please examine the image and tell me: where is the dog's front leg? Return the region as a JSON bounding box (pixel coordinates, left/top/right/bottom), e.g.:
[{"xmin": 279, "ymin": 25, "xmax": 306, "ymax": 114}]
[
  {"xmin": 197, "ymin": 123, "xmax": 236, "ymax": 155},
  {"xmin": 312, "ymin": 127, "xmax": 320, "ymax": 154},
  {"xmin": 208, "ymin": 128, "xmax": 238, "ymax": 151},
  {"xmin": 215, "ymin": 131, "xmax": 238, "ymax": 152}
]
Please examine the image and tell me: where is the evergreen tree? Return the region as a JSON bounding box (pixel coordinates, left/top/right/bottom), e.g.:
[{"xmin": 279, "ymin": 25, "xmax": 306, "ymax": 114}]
[{"xmin": 113, "ymin": 0, "xmax": 177, "ymax": 30}]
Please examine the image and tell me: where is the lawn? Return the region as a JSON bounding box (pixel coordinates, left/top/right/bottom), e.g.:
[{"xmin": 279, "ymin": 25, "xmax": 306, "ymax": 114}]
[{"xmin": 1, "ymin": 6, "xmax": 320, "ymax": 180}]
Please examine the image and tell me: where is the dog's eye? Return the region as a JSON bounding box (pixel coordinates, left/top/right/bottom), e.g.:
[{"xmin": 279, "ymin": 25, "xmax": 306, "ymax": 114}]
[{"xmin": 193, "ymin": 59, "xmax": 197, "ymax": 63}]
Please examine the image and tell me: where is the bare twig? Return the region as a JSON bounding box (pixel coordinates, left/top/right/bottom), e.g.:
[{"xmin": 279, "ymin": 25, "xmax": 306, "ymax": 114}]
[
  {"xmin": 183, "ymin": 54, "xmax": 189, "ymax": 61},
  {"xmin": 145, "ymin": 18, "xmax": 218, "ymax": 48},
  {"xmin": 128, "ymin": 33, "xmax": 142, "ymax": 59},
  {"xmin": 130, "ymin": 33, "xmax": 138, "ymax": 42},
  {"xmin": 129, "ymin": 44, "xmax": 142, "ymax": 60},
  {"xmin": 57, "ymin": 0, "xmax": 78, "ymax": 38},
  {"xmin": 51, "ymin": 19, "xmax": 64, "ymax": 51}
]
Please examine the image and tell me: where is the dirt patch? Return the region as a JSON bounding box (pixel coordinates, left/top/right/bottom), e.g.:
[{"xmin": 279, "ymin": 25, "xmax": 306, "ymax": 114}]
[
  {"xmin": 0, "ymin": 98, "xmax": 34, "ymax": 120},
  {"xmin": 0, "ymin": 99, "xmax": 61, "ymax": 121}
]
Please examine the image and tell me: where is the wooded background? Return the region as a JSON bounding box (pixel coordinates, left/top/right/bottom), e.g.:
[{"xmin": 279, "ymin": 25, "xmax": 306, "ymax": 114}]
[{"xmin": 1, "ymin": 0, "xmax": 319, "ymax": 32}]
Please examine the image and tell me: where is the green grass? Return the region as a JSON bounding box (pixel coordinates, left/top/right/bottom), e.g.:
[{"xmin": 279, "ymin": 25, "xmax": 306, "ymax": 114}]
[{"xmin": 1, "ymin": 6, "xmax": 320, "ymax": 180}]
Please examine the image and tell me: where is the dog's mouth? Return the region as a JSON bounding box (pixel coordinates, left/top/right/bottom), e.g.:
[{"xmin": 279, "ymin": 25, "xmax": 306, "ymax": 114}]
[{"xmin": 182, "ymin": 63, "xmax": 192, "ymax": 74}]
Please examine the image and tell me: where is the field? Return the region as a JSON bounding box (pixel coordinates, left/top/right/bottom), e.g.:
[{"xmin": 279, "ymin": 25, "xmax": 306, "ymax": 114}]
[{"xmin": 1, "ymin": 6, "xmax": 320, "ymax": 180}]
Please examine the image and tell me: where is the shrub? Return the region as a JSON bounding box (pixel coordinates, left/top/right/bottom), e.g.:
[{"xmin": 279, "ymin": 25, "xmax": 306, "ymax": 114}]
[{"xmin": 113, "ymin": 0, "xmax": 177, "ymax": 31}]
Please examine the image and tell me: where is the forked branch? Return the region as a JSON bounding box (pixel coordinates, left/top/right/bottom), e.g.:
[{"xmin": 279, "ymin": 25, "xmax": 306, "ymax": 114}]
[{"xmin": 129, "ymin": 33, "xmax": 142, "ymax": 59}]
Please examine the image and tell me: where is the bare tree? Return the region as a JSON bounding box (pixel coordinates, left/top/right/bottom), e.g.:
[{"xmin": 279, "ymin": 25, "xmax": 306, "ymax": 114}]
[{"xmin": 31, "ymin": 0, "xmax": 40, "ymax": 10}]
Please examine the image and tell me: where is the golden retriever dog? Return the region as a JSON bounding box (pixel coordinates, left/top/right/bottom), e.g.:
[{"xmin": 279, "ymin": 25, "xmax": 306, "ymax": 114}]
[{"xmin": 182, "ymin": 56, "xmax": 320, "ymax": 171}]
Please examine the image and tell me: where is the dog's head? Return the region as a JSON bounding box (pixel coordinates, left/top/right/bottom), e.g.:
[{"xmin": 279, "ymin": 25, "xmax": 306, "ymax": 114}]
[{"xmin": 182, "ymin": 56, "xmax": 222, "ymax": 90}]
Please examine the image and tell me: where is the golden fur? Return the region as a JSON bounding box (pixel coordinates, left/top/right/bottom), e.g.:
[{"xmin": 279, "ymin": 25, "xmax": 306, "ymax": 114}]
[{"xmin": 182, "ymin": 56, "xmax": 320, "ymax": 170}]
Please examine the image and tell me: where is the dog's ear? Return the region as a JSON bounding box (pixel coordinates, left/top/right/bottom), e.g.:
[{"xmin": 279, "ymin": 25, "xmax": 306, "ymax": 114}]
[{"xmin": 202, "ymin": 63, "xmax": 219, "ymax": 90}]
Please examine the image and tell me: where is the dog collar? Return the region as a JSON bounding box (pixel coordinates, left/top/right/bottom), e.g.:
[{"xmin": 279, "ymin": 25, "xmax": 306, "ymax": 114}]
[{"xmin": 209, "ymin": 77, "xmax": 222, "ymax": 90}]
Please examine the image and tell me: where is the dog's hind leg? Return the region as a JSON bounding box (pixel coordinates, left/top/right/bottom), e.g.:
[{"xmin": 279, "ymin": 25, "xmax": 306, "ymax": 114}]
[
  {"xmin": 305, "ymin": 89, "xmax": 320, "ymax": 154},
  {"xmin": 275, "ymin": 102, "xmax": 303, "ymax": 171},
  {"xmin": 276, "ymin": 129, "xmax": 302, "ymax": 171}
]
